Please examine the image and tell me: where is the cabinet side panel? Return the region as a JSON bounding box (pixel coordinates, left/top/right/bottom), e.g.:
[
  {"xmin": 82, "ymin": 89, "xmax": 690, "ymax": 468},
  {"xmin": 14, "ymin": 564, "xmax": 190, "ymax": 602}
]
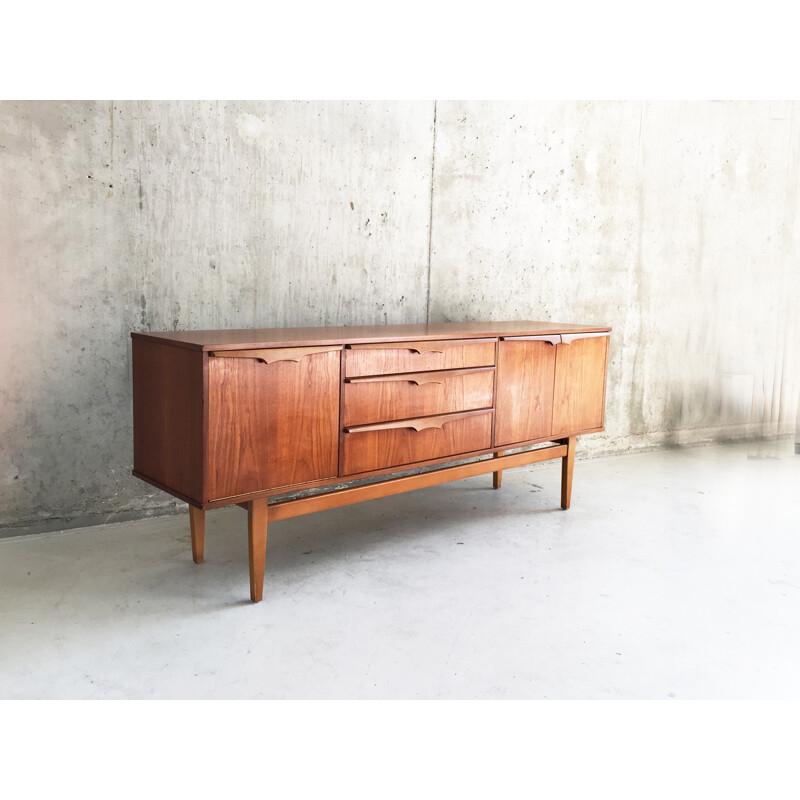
[
  {"xmin": 494, "ymin": 340, "xmax": 557, "ymax": 446},
  {"xmin": 132, "ymin": 338, "xmax": 204, "ymax": 503},
  {"xmin": 552, "ymin": 336, "xmax": 608, "ymax": 434}
]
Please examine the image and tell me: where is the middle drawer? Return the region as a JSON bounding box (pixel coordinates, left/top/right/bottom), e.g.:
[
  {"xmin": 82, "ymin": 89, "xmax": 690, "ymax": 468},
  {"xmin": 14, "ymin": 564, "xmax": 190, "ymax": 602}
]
[{"xmin": 343, "ymin": 367, "xmax": 495, "ymax": 427}]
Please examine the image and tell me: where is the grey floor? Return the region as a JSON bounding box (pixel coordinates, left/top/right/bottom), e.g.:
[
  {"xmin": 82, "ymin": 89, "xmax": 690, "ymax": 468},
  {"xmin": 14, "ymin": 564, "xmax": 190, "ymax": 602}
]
[{"xmin": 1, "ymin": 440, "xmax": 799, "ymax": 699}]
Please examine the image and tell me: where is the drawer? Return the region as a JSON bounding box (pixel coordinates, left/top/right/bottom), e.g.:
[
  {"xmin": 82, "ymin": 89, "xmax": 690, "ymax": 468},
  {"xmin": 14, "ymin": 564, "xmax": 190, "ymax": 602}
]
[
  {"xmin": 345, "ymin": 338, "xmax": 495, "ymax": 377},
  {"xmin": 341, "ymin": 409, "xmax": 493, "ymax": 475},
  {"xmin": 344, "ymin": 367, "xmax": 495, "ymax": 426}
]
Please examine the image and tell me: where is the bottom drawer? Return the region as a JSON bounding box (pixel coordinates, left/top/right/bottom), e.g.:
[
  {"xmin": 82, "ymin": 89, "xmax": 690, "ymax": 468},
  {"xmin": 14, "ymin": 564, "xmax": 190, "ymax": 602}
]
[{"xmin": 342, "ymin": 409, "xmax": 493, "ymax": 475}]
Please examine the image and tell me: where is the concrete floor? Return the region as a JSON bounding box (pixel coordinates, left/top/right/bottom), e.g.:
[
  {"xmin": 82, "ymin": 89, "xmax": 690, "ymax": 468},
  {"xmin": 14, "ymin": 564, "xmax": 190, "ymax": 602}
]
[{"xmin": 1, "ymin": 440, "xmax": 799, "ymax": 699}]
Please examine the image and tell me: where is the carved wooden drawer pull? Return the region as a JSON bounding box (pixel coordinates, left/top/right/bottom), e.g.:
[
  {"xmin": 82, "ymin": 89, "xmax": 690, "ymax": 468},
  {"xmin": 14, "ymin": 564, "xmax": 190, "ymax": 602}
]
[
  {"xmin": 559, "ymin": 332, "xmax": 611, "ymax": 345},
  {"xmin": 349, "ymin": 342, "xmax": 444, "ymax": 354},
  {"xmin": 346, "ymin": 367, "xmax": 493, "ymax": 387},
  {"xmin": 345, "ymin": 409, "xmax": 492, "ymax": 434},
  {"xmin": 501, "ymin": 334, "xmax": 562, "ymax": 345},
  {"xmin": 346, "ymin": 372, "xmax": 442, "ymax": 386},
  {"xmin": 210, "ymin": 345, "xmax": 342, "ymax": 364},
  {"xmin": 348, "ymin": 338, "xmax": 494, "ymax": 355},
  {"xmin": 502, "ymin": 332, "xmax": 610, "ymax": 345}
]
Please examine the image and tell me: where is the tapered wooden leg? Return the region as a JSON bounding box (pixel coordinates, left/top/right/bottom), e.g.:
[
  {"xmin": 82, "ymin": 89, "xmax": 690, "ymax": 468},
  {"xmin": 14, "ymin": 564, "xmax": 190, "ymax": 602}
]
[
  {"xmin": 247, "ymin": 498, "xmax": 269, "ymax": 602},
  {"xmin": 189, "ymin": 506, "xmax": 205, "ymax": 563},
  {"xmin": 561, "ymin": 436, "xmax": 576, "ymax": 510},
  {"xmin": 492, "ymin": 450, "xmax": 504, "ymax": 489}
]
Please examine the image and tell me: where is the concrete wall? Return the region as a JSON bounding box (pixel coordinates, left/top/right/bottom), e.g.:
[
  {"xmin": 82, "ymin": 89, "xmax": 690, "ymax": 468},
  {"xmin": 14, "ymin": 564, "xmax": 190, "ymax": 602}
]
[
  {"xmin": 429, "ymin": 101, "xmax": 800, "ymax": 455},
  {"xmin": 1, "ymin": 100, "xmax": 798, "ymax": 535}
]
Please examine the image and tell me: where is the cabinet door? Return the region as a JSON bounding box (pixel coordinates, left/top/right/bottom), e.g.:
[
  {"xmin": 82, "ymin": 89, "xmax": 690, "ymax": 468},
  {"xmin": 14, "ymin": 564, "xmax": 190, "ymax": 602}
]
[
  {"xmin": 552, "ymin": 334, "xmax": 609, "ymax": 435},
  {"xmin": 207, "ymin": 347, "xmax": 340, "ymax": 500},
  {"xmin": 495, "ymin": 338, "xmax": 558, "ymax": 446}
]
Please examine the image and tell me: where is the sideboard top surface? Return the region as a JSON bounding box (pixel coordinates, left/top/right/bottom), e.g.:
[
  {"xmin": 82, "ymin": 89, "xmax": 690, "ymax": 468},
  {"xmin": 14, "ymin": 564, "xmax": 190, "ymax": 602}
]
[{"xmin": 131, "ymin": 321, "xmax": 612, "ymax": 351}]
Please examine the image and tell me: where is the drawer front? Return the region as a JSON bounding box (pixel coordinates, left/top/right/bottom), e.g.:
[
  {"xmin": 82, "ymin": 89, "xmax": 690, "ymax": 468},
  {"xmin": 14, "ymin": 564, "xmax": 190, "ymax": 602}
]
[
  {"xmin": 344, "ymin": 367, "xmax": 495, "ymax": 426},
  {"xmin": 345, "ymin": 338, "xmax": 495, "ymax": 377},
  {"xmin": 342, "ymin": 410, "xmax": 493, "ymax": 475}
]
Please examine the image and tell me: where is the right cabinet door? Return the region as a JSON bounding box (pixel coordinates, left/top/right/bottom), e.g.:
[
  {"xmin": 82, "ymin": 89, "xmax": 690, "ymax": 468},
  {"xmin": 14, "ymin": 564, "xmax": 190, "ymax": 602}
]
[{"xmin": 551, "ymin": 333, "xmax": 609, "ymax": 435}]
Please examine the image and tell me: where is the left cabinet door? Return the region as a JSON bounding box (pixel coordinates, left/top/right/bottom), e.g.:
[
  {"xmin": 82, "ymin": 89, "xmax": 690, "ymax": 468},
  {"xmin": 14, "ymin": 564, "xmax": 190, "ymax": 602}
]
[{"xmin": 207, "ymin": 347, "xmax": 341, "ymax": 501}]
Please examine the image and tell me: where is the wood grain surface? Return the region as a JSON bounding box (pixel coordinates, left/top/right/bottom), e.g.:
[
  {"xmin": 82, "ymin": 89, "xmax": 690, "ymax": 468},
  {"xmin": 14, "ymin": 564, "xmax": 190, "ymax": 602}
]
[
  {"xmin": 561, "ymin": 436, "xmax": 576, "ymax": 510},
  {"xmin": 552, "ymin": 335, "xmax": 609, "ymax": 435},
  {"xmin": 494, "ymin": 339, "xmax": 557, "ymax": 446},
  {"xmin": 344, "ymin": 367, "xmax": 494, "ymax": 426},
  {"xmin": 345, "ymin": 338, "xmax": 496, "ymax": 377},
  {"xmin": 342, "ymin": 409, "xmax": 493, "ymax": 474},
  {"xmin": 132, "ymin": 338, "xmax": 205, "ymax": 503},
  {"xmin": 132, "ymin": 321, "xmax": 612, "ymax": 351},
  {"xmin": 210, "ymin": 345, "xmax": 340, "ymax": 364},
  {"xmin": 189, "ymin": 506, "xmax": 205, "ymax": 563},
  {"xmin": 248, "ymin": 498, "xmax": 268, "ymax": 602},
  {"xmin": 207, "ymin": 348, "xmax": 340, "ymax": 500}
]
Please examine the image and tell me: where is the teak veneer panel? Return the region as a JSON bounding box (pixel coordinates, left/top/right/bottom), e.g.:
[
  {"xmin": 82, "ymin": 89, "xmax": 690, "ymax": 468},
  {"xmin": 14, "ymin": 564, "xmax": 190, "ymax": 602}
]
[
  {"xmin": 344, "ymin": 339, "xmax": 496, "ymax": 377},
  {"xmin": 342, "ymin": 409, "xmax": 494, "ymax": 475},
  {"xmin": 344, "ymin": 367, "xmax": 495, "ymax": 427},
  {"xmin": 552, "ymin": 335, "xmax": 609, "ymax": 435},
  {"xmin": 132, "ymin": 338, "xmax": 204, "ymax": 503},
  {"xmin": 494, "ymin": 339, "xmax": 557, "ymax": 446},
  {"xmin": 132, "ymin": 321, "xmax": 611, "ymax": 351},
  {"xmin": 207, "ymin": 348, "xmax": 340, "ymax": 500}
]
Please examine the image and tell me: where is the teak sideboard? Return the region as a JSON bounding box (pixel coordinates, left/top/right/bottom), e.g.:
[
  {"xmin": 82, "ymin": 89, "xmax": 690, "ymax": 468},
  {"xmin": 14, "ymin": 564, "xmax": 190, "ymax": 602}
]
[{"xmin": 131, "ymin": 321, "xmax": 611, "ymax": 602}]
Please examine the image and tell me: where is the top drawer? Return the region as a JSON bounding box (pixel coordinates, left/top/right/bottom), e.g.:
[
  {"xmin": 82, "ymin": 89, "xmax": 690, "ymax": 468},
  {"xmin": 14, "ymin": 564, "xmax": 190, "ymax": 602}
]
[{"xmin": 345, "ymin": 338, "xmax": 496, "ymax": 377}]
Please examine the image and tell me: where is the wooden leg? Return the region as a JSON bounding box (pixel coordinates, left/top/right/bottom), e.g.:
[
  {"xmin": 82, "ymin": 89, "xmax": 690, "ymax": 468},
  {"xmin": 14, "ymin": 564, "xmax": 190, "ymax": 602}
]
[
  {"xmin": 561, "ymin": 436, "xmax": 576, "ymax": 510},
  {"xmin": 248, "ymin": 498, "xmax": 269, "ymax": 603},
  {"xmin": 492, "ymin": 450, "xmax": 504, "ymax": 489},
  {"xmin": 189, "ymin": 506, "xmax": 205, "ymax": 564}
]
